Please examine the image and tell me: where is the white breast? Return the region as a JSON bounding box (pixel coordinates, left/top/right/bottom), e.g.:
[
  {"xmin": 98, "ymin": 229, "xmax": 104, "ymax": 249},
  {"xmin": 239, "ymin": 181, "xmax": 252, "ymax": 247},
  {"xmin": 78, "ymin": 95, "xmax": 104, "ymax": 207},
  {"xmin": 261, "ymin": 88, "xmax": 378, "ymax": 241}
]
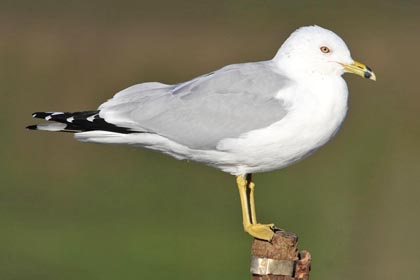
[{"xmin": 218, "ymin": 76, "xmax": 349, "ymax": 175}]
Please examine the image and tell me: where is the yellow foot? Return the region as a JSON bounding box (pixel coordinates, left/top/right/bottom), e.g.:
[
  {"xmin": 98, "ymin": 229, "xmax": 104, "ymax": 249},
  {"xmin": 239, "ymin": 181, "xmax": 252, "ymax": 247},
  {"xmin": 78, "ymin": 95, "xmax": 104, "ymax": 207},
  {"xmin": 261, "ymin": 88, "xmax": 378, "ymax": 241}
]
[{"xmin": 245, "ymin": 223, "xmax": 275, "ymax": 241}]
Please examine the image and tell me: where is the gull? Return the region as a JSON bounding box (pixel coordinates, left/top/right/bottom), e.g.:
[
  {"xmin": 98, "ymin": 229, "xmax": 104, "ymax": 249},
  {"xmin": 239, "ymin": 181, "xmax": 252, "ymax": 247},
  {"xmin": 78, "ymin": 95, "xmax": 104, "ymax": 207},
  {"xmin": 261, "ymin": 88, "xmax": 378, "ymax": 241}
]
[{"xmin": 27, "ymin": 25, "xmax": 376, "ymax": 241}]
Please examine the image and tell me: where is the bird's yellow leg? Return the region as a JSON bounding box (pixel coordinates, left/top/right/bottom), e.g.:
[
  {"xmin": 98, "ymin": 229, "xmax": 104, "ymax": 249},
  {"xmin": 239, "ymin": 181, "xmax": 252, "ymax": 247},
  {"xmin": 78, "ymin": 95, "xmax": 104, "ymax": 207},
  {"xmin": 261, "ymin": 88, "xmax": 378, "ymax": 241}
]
[
  {"xmin": 236, "ymin": 175, "xmax": 274, "ymax": 241},
  {"xmin": 248, "ymin": 180, "xmax": 257, "ymax": 224},
  {"xmin": 237, "ymin": 175, "xmax": 252, "ymax": 229}
]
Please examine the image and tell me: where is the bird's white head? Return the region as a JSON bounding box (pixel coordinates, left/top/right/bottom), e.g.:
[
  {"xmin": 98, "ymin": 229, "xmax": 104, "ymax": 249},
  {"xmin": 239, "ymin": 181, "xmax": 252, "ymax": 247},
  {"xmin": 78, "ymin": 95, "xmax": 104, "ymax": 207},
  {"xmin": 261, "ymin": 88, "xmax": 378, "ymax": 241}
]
[{"xmin": 274, "ymin": 25, "xmax": 376, "ymax": 81}]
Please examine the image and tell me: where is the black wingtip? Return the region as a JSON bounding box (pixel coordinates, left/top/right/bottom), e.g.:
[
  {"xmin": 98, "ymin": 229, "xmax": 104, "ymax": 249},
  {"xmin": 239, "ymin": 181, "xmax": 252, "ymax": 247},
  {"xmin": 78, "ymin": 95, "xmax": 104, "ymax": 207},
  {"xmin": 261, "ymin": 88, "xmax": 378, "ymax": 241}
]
[
  {"xmin": 26, "ymin": 125, "xmax": 38, "ymax": 130},
  {"xmin": 32, "ymin": 112, "xmax": 51, "ymax": 119},
  {"xmin": 28, "ymin": 110, "xmax": 136, "ymax": 134}
]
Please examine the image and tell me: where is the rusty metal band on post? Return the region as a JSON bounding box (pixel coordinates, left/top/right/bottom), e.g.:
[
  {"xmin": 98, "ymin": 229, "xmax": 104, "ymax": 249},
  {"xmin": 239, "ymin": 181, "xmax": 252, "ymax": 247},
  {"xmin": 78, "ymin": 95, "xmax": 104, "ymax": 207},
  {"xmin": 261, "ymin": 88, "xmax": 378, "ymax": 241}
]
[{"xmin": 250, "ymin": 256, "xmax": 295, "ymax": 276}]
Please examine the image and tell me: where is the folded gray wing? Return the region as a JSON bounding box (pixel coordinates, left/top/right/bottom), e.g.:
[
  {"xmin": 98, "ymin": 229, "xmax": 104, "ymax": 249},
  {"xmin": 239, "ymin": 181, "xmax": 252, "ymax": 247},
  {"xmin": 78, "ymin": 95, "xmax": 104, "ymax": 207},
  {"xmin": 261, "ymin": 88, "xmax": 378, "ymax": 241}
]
[{"xmin": 99, "ymin": 61, "xmax": 292, "ymax": 149}]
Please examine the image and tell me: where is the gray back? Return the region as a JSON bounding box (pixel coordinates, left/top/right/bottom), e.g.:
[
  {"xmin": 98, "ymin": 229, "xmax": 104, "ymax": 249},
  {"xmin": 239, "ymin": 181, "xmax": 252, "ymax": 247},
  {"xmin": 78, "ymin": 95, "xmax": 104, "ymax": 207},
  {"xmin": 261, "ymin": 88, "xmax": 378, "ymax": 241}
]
[{"xmin": 100, "ymin": 61, "xmax": 292, "ymax": 149}]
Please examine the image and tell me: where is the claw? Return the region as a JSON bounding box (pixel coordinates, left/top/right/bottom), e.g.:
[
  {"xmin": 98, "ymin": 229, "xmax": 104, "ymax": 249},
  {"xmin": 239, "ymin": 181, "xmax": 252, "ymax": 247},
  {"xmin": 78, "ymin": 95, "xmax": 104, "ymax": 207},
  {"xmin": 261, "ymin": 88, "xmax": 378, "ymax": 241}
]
[{"xmin": 245, "ymin": 223, "xmax": 275, "ymax": 241}]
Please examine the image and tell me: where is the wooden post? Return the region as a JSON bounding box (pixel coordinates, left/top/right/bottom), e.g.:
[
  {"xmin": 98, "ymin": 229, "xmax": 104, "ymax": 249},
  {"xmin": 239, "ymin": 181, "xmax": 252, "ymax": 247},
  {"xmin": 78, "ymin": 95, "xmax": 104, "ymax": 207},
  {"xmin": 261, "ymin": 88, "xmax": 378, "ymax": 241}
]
[{"xmin": 251, "ymin": 230, "xmax": 311, "ymax": 280}]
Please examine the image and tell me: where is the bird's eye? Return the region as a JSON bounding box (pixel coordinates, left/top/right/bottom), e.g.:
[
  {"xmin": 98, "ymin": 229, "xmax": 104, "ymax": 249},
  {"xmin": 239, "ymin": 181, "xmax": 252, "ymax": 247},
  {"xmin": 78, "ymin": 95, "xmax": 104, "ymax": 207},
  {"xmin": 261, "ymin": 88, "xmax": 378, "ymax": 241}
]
[{"xmin": 320, "ymin": 46, "xmax": 330, "ymax": 53}]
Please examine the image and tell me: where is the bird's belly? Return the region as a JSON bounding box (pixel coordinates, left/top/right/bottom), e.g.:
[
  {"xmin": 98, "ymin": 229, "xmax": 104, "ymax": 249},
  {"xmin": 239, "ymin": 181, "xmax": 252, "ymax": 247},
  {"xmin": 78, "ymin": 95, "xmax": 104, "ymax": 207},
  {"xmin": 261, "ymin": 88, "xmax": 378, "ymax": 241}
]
[
  {"xmin": 218, "ymin": 84, "xmax": 348, "ymax": 174},
  {"xmin": 269, "ymin": 111, "xmax": 345, "ymax": 168}
]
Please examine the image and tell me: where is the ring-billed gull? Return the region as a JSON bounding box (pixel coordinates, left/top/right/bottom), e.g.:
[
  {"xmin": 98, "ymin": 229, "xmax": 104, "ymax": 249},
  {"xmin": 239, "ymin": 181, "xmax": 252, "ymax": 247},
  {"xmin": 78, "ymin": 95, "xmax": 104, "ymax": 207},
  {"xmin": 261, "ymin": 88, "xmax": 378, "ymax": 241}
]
[{"xmin": 27, "ymin": 25, "xmax": 376, "ymax": 241}]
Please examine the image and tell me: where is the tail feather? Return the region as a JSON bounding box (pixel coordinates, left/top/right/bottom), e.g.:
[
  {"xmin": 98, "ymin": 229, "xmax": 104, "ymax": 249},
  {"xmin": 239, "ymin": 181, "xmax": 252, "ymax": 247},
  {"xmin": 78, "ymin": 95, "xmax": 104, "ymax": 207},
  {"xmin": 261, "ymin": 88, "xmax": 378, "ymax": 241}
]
[{"xmin": 27, "ymin": 110, "xmax": 137, "ymax": 134}]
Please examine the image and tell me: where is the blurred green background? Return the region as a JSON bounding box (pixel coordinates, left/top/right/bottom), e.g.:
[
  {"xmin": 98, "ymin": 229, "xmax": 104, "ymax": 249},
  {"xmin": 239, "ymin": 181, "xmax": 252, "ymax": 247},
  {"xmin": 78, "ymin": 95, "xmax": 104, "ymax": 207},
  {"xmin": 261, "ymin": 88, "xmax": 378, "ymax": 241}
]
[{"xmin": 1, "ymin": 1, "xmax": 419, "ymax": 279}]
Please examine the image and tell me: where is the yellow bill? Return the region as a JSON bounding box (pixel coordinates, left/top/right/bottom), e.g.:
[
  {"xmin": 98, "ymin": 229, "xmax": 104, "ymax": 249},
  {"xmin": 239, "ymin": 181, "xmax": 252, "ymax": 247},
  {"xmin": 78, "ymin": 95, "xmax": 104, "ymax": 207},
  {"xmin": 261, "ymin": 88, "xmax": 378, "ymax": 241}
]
[{"xmin": 341, "ymin": 60, "xmax": 376, "ymax": 81}]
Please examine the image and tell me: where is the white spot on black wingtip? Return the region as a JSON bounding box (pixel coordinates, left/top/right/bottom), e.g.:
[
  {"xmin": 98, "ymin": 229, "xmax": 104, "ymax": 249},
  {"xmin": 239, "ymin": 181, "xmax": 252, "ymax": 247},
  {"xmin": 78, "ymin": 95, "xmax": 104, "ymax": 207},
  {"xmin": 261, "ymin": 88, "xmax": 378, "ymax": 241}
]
[
  {"xmin": 45, "ymin": 115, "xmax": 52, "ymax": 121},
  {"xmin": 87, "ymin": 115, "xmax": 97, "ymax": 122},
  {"xmin": 67, "ymin": 116, "xmax": 74, "ymax": 123}
]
